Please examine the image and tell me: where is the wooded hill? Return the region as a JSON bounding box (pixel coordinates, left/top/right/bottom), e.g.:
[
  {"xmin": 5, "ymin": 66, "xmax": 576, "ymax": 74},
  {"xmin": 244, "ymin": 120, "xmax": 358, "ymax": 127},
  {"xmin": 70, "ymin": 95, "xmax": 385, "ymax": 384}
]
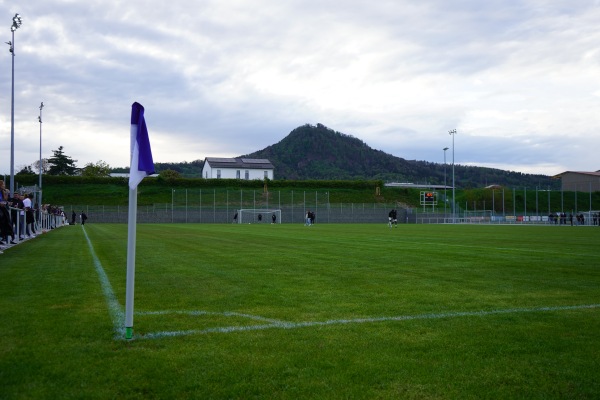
[{"xmin": 242, "ymin": 124, "xmax": 557, "ymax": 189}]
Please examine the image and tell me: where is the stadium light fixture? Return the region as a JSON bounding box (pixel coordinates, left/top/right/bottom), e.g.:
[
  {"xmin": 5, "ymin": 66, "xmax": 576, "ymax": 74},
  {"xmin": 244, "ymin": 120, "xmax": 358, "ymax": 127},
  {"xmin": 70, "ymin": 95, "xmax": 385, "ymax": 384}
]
[
  {"xmin": 11, "ymin": 14, "xmax": 22, "ymax": 32},
  {"xmin": 8, "ymin": 13, "xmax": 23, "ymax": 195},
  {"xmin": 448, "ymin": 129, "xmax": 457, "ymax": 223}
]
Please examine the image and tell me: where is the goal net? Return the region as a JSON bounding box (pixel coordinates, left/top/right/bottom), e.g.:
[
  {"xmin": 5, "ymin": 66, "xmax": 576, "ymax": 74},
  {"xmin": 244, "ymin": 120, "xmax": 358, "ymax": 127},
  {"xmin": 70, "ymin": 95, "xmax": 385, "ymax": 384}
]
[{"xmin": 237, "ymin": 209, "xmax": 281, "ymax": 224}]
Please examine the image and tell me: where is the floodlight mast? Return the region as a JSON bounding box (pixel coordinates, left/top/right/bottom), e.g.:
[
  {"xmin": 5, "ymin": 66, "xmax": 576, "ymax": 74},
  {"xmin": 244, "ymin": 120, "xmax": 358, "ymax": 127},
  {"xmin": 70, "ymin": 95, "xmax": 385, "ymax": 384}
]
[
  {"xmin": 39, "ymin": 102, "xmax": 44, "ymax": 212},
  {"xmin": 448, "ymin": 129, "xmax": 457, "ymax": 223},
  {"xmin": 443, "ymin": 147, "xmax": 449, "ymax": 219},
  {"xmin": 8, "ymin": 13, "xmax": 22, "ymax": 195}
]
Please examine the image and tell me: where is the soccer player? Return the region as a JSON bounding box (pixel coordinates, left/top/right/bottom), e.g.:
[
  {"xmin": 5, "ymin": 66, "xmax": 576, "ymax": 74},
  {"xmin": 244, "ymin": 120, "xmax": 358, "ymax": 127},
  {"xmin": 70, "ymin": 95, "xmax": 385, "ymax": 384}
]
[{"xmin": 388, "ymin": 209, "xmax": 394, "ymax": 228}]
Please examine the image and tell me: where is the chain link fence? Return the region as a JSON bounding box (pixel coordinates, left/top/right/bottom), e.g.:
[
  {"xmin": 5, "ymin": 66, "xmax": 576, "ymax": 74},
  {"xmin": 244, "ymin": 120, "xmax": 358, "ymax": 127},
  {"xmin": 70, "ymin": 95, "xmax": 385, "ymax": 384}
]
[
  {"xmin": 56, "ymin": 188, "xmax": 599, "ymax": 225},
  {"xmin": 62, "ymin": 189, "xmax": 404, "ymax": 224}
]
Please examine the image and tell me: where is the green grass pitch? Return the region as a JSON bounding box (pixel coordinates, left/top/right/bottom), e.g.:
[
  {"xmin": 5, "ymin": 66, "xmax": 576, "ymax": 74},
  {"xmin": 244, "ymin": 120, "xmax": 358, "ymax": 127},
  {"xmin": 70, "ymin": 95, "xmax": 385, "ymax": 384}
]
[{"xmin": 1, "ymin": 223, "xmax": 599, "ymax": 398}]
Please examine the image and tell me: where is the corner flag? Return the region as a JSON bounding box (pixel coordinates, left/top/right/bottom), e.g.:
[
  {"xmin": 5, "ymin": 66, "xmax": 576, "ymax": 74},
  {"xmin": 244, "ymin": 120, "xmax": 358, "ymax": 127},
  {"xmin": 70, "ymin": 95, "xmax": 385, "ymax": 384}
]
[
  {"xmin": 129, "ymin": 102, "xmax": 154, "ymax": 190},
  {"xmin": 125, "ymin": 102, "xmax": 154, "ymax": 340}
]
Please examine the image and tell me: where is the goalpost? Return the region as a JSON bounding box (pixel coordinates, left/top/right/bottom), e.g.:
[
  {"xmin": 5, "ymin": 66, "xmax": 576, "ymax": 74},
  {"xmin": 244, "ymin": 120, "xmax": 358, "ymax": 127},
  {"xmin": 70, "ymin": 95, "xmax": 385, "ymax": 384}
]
[{"xmin": 238, "ymin": 209, "xmax": 282, "ymax": 224}]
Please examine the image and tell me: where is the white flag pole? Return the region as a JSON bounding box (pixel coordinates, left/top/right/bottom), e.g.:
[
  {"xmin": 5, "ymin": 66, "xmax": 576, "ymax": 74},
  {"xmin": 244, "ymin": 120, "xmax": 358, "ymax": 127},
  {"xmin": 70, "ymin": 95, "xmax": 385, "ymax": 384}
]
[{"xmin": 125, "ymin": 124, "xmax": 138, "ymax": 340}]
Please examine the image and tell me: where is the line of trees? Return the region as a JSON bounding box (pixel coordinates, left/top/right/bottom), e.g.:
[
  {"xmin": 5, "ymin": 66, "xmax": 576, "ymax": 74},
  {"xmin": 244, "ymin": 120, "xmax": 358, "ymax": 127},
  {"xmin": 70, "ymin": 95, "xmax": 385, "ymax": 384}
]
[{"xmin": 16, "ymin": 146, "xmax": 111, "ymax": 178}]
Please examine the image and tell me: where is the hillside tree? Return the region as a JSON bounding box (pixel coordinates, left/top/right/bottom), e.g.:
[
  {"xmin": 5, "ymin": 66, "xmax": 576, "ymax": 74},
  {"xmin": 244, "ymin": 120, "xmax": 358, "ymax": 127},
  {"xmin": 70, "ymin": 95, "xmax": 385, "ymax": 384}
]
[
  {"xmin": 16, "ymin": 165, "xmax": 35, "ymax": 175},
  {"xmin": 81, "ymin": 160, "xmax": 111, "ymax": 177},
  {"xmin": 33, "ymin": 158, "xmax": 50, "ymax": 174},
  {"xmin": 158, "ymin": 169, "xmax": 181, "ymax": 180},
  {"xmin": 47, "ymin": 146, "xmax": 78, "ymax": 176}
]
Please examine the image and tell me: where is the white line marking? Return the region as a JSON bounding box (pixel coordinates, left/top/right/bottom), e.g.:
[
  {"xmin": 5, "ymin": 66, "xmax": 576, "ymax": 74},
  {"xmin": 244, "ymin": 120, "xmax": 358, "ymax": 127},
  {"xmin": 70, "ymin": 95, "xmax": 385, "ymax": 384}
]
[
  {"xmin": 82, "ymin": 226, "xmax": 125, "ymax": 339},
  {"xmin": 136, "ymin": 303, "xmax": 600, "ymax": 340}
]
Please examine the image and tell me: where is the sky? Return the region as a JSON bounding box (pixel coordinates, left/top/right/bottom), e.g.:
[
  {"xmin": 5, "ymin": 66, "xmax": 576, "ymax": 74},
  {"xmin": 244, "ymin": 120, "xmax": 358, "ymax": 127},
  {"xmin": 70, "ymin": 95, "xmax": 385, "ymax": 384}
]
[{"xmin": 1, "ymin": 0, "xmax": 599, "ymax": 178}]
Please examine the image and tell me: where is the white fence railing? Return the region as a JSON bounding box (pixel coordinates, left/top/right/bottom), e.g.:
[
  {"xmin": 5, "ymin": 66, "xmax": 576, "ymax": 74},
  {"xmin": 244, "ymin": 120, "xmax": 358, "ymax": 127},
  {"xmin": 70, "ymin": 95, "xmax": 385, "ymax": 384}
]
[{"xmin": 1, "ymin": 206, "xmax": 67, "ymax": 244}]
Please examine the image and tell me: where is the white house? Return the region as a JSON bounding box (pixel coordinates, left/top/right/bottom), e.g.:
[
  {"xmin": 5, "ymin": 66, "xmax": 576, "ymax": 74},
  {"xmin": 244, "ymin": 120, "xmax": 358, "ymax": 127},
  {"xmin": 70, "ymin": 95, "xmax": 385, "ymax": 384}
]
[{"xmin": 202, "ymin": 157, "xmax": 274, "ymax": 180}]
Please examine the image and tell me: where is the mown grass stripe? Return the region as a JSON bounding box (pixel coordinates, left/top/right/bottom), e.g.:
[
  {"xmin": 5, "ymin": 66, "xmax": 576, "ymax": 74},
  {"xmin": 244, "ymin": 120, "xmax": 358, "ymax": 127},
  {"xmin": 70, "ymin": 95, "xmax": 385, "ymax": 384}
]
[{"xmin": 137, "ymin": 310, "xmax": 286, "ymax": 323}]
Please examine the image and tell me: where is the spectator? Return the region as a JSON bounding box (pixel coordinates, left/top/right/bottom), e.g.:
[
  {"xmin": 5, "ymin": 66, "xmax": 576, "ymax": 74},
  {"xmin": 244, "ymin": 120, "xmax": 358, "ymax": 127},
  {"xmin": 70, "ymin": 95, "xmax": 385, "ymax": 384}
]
[
  {"xmin": 10, "ymin": 193, "xmax": 25, "ymax": 240},
  {"xmin": 23, "ymin": 193, "xmax": 36, "ymax": 238},
  {"xmin": 0, "ymin": 180, "xmax": 16, "ymax": 245}
]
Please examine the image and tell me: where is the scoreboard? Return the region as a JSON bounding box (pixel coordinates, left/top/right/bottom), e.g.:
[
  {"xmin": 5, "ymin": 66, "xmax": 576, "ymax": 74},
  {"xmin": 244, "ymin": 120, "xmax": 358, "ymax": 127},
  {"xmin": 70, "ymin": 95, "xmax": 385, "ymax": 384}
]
[{"xmin": 420, "ymin": 191, "xmax": 437, "ymax": 206}]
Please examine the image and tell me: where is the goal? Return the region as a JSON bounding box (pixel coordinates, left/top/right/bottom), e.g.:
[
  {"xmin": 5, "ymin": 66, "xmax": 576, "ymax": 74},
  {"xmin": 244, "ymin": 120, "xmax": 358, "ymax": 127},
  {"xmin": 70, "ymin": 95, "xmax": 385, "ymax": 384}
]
[{"xmin": 238, "ymin": 209, "xmax": 281, "ymax": 224}]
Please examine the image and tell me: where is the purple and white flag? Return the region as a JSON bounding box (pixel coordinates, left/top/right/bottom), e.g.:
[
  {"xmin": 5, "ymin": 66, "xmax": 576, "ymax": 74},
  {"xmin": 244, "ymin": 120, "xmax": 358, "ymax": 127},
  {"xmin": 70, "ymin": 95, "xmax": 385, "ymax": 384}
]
[{"xmin": 129, "ymin": 102, "xmax": 155, "ymax": 190}]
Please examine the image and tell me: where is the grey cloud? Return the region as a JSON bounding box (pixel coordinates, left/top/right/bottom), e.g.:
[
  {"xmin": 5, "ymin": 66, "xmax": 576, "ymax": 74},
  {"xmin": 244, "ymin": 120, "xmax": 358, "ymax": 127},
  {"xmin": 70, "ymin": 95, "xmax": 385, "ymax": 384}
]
[{"xmin": 0, "ymin": 0, "xmax": 598, "ymax": 176}]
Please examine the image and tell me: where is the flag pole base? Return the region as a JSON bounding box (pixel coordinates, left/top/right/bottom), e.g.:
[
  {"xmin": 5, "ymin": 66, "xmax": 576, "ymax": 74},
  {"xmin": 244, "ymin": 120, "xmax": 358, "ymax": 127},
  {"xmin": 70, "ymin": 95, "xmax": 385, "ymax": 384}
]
[{"xmin": 125, "ymin": 327, "xmax": 133, "ymax": 340}]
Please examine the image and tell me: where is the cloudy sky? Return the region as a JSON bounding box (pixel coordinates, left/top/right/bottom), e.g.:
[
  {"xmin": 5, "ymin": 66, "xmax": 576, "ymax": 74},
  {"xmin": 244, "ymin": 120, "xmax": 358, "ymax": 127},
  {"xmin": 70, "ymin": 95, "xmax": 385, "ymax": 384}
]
[{"xmin": 1, "ymin": 0, "xmax": 599, "ymax": 178}]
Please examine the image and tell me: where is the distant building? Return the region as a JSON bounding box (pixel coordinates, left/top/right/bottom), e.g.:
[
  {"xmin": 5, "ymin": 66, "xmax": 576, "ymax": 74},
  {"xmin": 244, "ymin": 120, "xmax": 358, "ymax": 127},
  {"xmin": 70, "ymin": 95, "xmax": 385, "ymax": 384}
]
[
  {"xmin": 385, "ymin": 182, "xmax": 452, "ymax": 189},
  {"xmin": 553, "ymin": 171, "xmax": 600, "ymax": 192},
  {"xmin": 109, "ymin": 172, "xmax": 159, "ymax": 179},
  {"xmin": 202, "ymin": 157, "xmax": 274, "ymax": 180}
]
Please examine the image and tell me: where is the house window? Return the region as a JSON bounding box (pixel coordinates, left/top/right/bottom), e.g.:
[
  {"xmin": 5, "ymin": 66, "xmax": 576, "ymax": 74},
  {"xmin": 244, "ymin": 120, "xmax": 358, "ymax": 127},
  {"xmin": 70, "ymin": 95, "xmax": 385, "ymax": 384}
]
[
  {"xmin": 217, "ymin": 169, "xmax": 221, "ymax": 179},
  {"xmin": 236, "ymin": 170, "xmax": 240, "ymax": 179},
  {"xmin": 245, "ymin": 170, "xmax": 249, "ymax": 180},
  {"xmin": 264, "ymin": 171, "xmax": 268, "ymax": 179}
]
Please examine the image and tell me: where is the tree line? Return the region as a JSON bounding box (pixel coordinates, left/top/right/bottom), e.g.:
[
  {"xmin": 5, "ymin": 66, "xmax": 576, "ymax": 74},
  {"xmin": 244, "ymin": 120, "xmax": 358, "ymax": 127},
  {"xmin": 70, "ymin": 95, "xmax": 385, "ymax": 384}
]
[{"xmin": 15, "ymin": 146, "xmax": 111, "ymax": 177}]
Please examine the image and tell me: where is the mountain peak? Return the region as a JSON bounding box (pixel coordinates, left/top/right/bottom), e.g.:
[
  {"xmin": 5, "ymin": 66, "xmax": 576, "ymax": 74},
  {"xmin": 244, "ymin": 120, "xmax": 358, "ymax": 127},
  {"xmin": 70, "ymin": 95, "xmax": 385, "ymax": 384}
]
[{"xmin": 242, "ymin": 123, "xmax": 412, "ymax": 181}]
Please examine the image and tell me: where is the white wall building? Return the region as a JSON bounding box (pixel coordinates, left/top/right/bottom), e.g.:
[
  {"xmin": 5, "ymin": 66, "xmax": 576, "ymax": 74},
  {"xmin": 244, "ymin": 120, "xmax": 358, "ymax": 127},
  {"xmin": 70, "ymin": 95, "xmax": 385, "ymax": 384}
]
[
  {"xmin": 553, "ymin": 170, "xmax": 600, "ymax": 192},
  {"xmin": 202, "ymin": 157, "xmax": 274, "ymax": 180}
]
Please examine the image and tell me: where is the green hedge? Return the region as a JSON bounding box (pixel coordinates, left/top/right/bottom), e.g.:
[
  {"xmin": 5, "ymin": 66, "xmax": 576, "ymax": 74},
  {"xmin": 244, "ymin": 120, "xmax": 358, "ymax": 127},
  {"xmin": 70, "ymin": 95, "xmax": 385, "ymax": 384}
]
[{"xmin": 15, "ymin": 175, "xmax": 383, "ymax": 190}]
